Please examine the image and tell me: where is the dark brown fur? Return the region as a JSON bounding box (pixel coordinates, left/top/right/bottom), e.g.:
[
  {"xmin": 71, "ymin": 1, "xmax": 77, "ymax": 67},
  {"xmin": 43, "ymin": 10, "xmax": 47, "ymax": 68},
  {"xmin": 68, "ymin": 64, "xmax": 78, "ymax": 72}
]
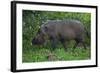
[{"xmin": 32, "ymin": 20, "xmax": 88, "ymax": 50}]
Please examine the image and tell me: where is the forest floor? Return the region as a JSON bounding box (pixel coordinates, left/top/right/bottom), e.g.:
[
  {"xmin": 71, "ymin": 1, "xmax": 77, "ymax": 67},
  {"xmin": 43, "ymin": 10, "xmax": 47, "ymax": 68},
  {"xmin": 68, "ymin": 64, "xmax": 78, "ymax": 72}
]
[{"xmin": 22, "ymin": 47, "xmax": 91, "ymax": 62}]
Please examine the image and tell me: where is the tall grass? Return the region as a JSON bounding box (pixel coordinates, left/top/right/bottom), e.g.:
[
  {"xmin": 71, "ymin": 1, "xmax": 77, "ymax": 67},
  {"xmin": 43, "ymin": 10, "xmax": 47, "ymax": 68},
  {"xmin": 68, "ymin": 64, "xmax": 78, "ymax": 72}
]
[{"xmin": 22, "ymin": 47, "xmax": 91, "ymax": 62}]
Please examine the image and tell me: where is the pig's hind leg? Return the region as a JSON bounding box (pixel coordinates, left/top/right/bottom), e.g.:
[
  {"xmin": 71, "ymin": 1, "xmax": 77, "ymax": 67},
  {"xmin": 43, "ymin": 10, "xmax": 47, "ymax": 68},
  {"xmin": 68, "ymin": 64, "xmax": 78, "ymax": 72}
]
[
  {"xmin": 74, "ymin": 37, "xmax": 87, "ymax": 49},
  {"xmin": 73, "ymin": 40, "xmax": 79, "ymax": 49}
]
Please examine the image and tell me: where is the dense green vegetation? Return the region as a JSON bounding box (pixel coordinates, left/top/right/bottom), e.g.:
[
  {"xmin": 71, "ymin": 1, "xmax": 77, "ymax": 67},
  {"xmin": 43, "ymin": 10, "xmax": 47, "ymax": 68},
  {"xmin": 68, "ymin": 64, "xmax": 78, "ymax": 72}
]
[{"xmin": 22, "ymin": 10, "xmax": 91, "ymax": 62}]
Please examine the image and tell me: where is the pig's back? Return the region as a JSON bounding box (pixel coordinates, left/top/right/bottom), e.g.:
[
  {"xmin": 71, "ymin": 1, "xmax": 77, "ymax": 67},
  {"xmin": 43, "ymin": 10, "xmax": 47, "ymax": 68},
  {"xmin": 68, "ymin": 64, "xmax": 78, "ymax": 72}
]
[{"xmin": 46, "ymin": 20, "xmax": 84, "ymax": 32}]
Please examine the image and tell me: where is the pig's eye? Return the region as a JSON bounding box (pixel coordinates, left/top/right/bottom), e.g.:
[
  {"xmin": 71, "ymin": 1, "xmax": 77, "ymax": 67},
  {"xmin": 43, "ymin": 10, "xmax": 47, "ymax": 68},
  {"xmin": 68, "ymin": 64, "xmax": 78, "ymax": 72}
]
[{"xmin": 44, "ymin": 26, "xmax": 48, "ymax": 31}]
